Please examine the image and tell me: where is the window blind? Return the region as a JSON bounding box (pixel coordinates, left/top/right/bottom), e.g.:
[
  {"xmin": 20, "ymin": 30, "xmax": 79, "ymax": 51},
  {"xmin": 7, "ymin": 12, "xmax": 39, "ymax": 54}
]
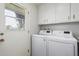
[{"xmin": 5, "ymin": 3, "xmax": 25, "ymax": 15}]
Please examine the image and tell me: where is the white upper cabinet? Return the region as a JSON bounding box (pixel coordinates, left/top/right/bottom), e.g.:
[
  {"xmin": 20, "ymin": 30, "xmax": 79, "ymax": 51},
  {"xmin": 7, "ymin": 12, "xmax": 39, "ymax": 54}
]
[
  {"xmin": 38, "ymin": 3, "xmax": 79, "ymax": 25},
  {"xmin": 55, "ymin": 3, "xmax": 70, "ymax": 23},
  {"xmin": 71, "ymin": 3, "xmax": 79, "ymax": 22},
  {"xmin": 38, "ymin": 4, "xmax": 56, "ymax": 24}
]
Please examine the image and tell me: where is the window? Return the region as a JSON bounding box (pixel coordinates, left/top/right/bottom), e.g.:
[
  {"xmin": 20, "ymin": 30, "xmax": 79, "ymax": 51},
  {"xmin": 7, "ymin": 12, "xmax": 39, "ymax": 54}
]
[{"xmin": 5, "ymin": 3, "xmax": 25, "ymax": 31}]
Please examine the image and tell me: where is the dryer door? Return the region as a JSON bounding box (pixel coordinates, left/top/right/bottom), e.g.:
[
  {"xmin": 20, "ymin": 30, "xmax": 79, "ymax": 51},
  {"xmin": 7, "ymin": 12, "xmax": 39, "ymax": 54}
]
[{"xmin": 47, "ymin": 40, "xmax": 74, "ymax": 56}]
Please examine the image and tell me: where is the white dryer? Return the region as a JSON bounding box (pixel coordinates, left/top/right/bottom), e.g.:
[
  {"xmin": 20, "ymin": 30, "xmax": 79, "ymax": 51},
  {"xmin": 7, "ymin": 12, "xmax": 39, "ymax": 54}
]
[{"xmin": 32, "ymin": 30, "xmax": 77, "ymax": 56}]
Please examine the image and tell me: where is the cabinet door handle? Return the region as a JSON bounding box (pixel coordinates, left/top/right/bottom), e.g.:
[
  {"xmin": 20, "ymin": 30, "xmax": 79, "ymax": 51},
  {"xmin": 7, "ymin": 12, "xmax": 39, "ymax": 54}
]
[
  {"xmin": 68, "ymin": 16, "xmax": 70, "ymax": 20},
  {"xmin": 73, "ymin": 14, "xmax": 75, "ymax": 19},
  {"xmin": 43, "ymin": 39, "xmax": 46, "ymax": 41}
]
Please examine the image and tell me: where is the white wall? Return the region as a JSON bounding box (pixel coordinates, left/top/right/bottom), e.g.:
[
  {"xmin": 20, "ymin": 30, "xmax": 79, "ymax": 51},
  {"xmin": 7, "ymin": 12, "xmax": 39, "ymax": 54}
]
[{"xmin": 0, "ymin": 3, "xmax": 39, "ymax": 56}]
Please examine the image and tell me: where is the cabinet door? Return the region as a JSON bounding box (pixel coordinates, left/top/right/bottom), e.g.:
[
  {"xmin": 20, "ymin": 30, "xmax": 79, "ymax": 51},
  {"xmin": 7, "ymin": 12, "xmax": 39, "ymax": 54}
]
[
  {"xmin": 71, "ymin": 3, "xmax": 79, "ymax": 22},
  {"xmin": 38, "ymin": 4, "xmax": 46, "ymax": 24},
  {"xmin": 55, "ymin": 3, "xmax": 70, "ymax": 23},
  {"xmin": 32, "ymin": 37, "xmax": 46, "ymax": 56},
  {"xmin": 48, "ymin": 40, "xmax": 74, "ymax": 56},
  {"xmin": 38, "ymin": 4, "xmax": 55, "ymax": 24}
]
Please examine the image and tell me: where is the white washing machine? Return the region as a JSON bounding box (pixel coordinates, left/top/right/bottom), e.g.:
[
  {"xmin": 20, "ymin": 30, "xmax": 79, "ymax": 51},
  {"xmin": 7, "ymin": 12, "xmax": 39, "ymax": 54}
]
[{"xmin": 32, "ymin": 30, "xmax": 77, "ymax": 56}]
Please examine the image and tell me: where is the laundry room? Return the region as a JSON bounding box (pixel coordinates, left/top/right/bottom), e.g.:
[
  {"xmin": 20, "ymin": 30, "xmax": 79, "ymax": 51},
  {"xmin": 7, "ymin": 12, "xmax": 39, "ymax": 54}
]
[
  {"xmin": 32, "ymin": 3, "xmax": 79, "ymax": 56},
  {"xmin": 0, "ymin": 1, "xmax": 79, "ymax": 57}
]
